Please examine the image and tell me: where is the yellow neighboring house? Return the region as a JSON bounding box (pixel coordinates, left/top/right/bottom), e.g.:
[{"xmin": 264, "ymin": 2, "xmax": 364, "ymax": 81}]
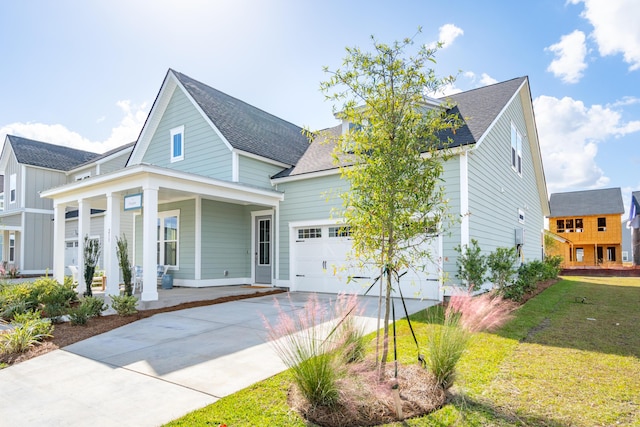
[{"xmin": 546, "ymin": 188, "xmax": 624, "ymax": 267}]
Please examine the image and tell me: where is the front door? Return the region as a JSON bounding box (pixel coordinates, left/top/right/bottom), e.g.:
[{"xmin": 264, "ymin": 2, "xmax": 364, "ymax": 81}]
[{"xmin": 255, "ymin": 215, "xmax": 272, "ymax": 284}]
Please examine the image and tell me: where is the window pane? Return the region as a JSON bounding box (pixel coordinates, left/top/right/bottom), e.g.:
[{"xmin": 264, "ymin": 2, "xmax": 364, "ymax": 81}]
[
  {"xmin": 164, "ymin": 216, "xmax": 178, "ymax": 240},
  {"xmin": 173, "ymin": 133, "xmax": 182, "ymax": 157},
  {"xmin": 164, "ymin": 242, "xmax": 177, "ymax": 265},
  {"xmin": 556, "ymin": 220, "xmax": 564, "ymax": 231}
]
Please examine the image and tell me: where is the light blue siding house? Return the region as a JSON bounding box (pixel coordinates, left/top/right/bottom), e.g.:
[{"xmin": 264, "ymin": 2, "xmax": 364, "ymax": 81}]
[{"xmin": 42, "ymin": 70, "xmax": 549, "ymax": 302}]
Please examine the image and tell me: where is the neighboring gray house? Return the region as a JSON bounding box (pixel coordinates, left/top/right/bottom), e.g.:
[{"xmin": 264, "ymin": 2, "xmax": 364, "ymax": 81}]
[
  {"xmin": 40, "ymin": 70, "xmax": 548, "ymax": 302},
  {"xmin": 627, "ymin": 191, "xmax": 640, "ymax": 264},
  {"xmin": 0, "ymin": 135, "xmax": 133, "ymax": 275}
]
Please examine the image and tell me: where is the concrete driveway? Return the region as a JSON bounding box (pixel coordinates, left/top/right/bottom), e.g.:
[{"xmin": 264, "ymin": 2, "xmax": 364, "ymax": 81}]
[{"xmin": 0, "ymin": 292, "xmax": 435, "ymax": 427}]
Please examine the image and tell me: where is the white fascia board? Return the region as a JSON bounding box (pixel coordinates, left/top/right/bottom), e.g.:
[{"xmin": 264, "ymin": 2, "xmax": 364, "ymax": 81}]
[
  {"xmin": 66, "ymin": 146, "xmax": 133, "ymax": 176},
  {"xmin": 40, "ymin": 164, "xmax": 283, "ymax": 206},
  {"xmin": 234, "ymin": 149, "xmax": 291, "ymax": 169},
  {"xmin": 128, "ymin": 73, "xmax": 178, "ymax": 165},
  {"xmin": 271, "ymin": 167, "xmax": 341, "ymax": 184},
  {"xmin": 0, "ymin": 136, "xmax": 13, "ymax": 173}
]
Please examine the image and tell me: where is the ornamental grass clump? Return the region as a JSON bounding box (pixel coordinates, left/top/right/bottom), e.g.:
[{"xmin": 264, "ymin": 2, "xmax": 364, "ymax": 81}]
[
  {"xmin": 262, "ymin": 293, "xmax": 365, "ymax": 408},
  {"xmin": 426, "ymin": 291, "xmax": 516, "ymax": 389},
  {"xmin": 0, "ymin": 311, "xmax": 53, "ymax": 355}
]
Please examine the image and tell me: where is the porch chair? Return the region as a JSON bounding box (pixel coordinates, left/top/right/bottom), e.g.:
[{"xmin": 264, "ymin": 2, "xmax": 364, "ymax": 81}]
[
  {"xmin": 132, "ymin": 265, "xmax": 143, "ymax": 294},
  {"xmin": 68, "ymin": 265, "xmax": 79, "ymax": 286}
]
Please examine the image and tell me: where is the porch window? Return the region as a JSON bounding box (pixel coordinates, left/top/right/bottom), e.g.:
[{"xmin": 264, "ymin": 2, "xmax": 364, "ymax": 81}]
[
  {"xmin": 170, "ymin": 126, "xmax": 184, "ymax": 163},
  {"xmin": 575, "ymin": 248, "xmax": 584, "ymax": 262},
  {"xmin": 157, "ymin": 210, "xmax": 179, "ymax": 267},
  {"xmin": 607, "ymin": 247, "xmax": 616, "ymax": 262},
  {"xmin": 597, "ymin": 217, "xmax": 606, "ymax": 232},
  {"xmin": 9, "ymin": 233, "xmax": 15, "ymax": 262}
]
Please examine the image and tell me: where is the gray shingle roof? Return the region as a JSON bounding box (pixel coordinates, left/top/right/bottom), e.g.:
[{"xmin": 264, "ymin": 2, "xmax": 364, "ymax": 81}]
[
  {"xmin": 549, "ymin": 188, "xmax": 624, "ymax": 217},
  {"xmin": 440, "ymin": 76, "xmax": 528, "ymax": 147},
  {"xmin": 172, "ymin": 70, "xmax": 310, "ymax": 166},
  {"xmin": 273, "ymin": 77, "xmax": 528, "ymax": 178},
  {"xmin": 7, "ymin": 135, "xmax": 99, "ymax": 171}
]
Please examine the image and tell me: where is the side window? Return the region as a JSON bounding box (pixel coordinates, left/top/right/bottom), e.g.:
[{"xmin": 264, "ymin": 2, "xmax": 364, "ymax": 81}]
[
  {"xmin": 9, "ymin": 173, "xmax": 16, "ymax": 204},
  {"xmin": 597, "ymin": 217, "xmax": 606, "ymax": 232},
  {"xmin": 510, "ymin": 122, "xmax": 522, "ymax": 175},
  {"xmin": 556, "ymin": 219, "xmax": 565, "ymax": 233},
  {"xmin": 170, "ymin": 126, "xmax": 185, "ymax": 163}
]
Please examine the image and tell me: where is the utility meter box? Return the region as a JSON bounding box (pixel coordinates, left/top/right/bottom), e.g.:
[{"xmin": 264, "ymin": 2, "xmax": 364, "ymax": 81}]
[{"xmin": 515, "ymin": 228, "xmax": 525, "ymax": 245}]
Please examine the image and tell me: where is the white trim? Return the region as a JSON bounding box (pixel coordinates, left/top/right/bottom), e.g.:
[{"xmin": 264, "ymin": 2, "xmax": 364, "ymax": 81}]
[
  {"xmin": 170, "ymin": 125, "xmax": 185, "ymax": 163},
  {"xmin": 251, "ymin": 209, "xmax": 274, "ymax": 285},
  {"xmin": 274, "ymin": 207, "xmax": 280, "ymax": 283},
  {"xmin": 0, "ymin": 225, "xmax": 21, "ymax": 231},
  {"xmin": 289, "ymin": 218, "xmax": 344, "ymax": 229},
  {"xmin": 235, "ymin": 149, "xmax": 291, "ymax": 169},
  {"xmin": 460, "ymin": 151, "xmax": 469, "ymax": 247},
  {"xmin": 232, "ymin": 151, "xmax": 239, "ymax": 182},
  {"xmin": 74, "ymin": 171, "xmax": 92, "ymax": 181},
  {"xmin": 271, "ymin": 168, "xmax": 341, "ymax": 184},
  {"xmin": 24, "ymin": 208, "xmax": 55, "ymax": 215}
]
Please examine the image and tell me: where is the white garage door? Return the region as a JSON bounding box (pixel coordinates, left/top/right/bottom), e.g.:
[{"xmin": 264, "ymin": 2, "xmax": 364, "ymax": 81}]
[{"xmin": 292, "ymin": 224, "xmax": 441, "ymax": 300}]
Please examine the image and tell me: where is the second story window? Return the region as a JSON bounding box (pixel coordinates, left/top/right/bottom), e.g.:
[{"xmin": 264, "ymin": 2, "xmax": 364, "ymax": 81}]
[
  {"xmin": 170, "ymin": 125, "xmax": 185, "ymax": 163},
  {"xmin": 9, "ymin": 173, "xmax": 16, "ymax": 204},
  {"xmin": 511, "ymin": 122, "xmax": 522, "ymax": 175},
  {"xmin": 556, "ymin": 219, "xmax": 564, "ymax": 233},
  {"xmin": 597, "ymin": 217, "xmax": 606, "ymax": 232}
]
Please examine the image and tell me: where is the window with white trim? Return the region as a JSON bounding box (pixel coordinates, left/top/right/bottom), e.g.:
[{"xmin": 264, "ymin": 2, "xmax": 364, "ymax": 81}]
[
  {"xmin": 9, "ymin": 233, "xmax": 15, "ymax": 262},
  {"xmin": 157, "ymin": 210, "xmax": 179, "ymax": 267},
  {"xmin": 9, "ymin": 173, "xmax": 16, "ymax": 204},
  {"xmin": 518, "ymin": 209, "xmax": 525, "ymax": 224},
  {"xmin": 329, "ymin": 226, "xmax": 351, "ymax": 237},
  {"xmin": 170, "ymin": 125, "xmax": 184, "ymax": 163},
  {"xmin": 510, "ymin": 122, "xmax": 522, "ymax": 175}
]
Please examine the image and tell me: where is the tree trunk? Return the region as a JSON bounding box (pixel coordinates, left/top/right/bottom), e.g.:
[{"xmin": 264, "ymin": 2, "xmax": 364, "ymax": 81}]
[{"xmin": 379, "ymin": 268, "xmax": 392, "ymax": 380}]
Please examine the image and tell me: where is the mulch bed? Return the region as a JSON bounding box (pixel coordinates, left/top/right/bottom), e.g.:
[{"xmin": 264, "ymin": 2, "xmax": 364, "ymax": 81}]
[{"xmin": 0, "ymin": 289, "xmax": 285, "ymax": 366}]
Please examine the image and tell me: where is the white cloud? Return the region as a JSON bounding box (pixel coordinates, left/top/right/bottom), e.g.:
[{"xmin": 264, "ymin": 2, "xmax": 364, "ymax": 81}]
[
  {"xmin": 545, "ymin": 30, "xmax": 588, "ymax": 83},
  {"xmin": 438, "ymin": 24, "xmax": 463, "ymax": 49},
  {"xmin": 0, "ymin": 100, "xmax": 147, "ymax": 155},
  {"xmin": 534, "ymin": 95, "xmax": 640, "ymax": 194},
  {"xmin": 575, "ymin": 0, "xmax": 640, "ymax": 71},
  {"xmin": 427, "ymin": 23, "xmax": 463, "ymax": 50},
  {"xmin": 479, "ymin": 73, "xmax": 498, "ymax": 86}
]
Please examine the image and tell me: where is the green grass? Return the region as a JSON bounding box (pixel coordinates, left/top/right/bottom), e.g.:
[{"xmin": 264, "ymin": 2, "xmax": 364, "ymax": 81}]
[{"xmin": 165, "ymin": 276, "xmax": 640, "ymax": 426}]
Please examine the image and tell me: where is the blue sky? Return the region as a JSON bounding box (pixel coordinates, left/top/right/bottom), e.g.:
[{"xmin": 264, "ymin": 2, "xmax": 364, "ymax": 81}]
[{"xmin": 1, "ymin": 0, "xmax": 639, "ymax": 213}]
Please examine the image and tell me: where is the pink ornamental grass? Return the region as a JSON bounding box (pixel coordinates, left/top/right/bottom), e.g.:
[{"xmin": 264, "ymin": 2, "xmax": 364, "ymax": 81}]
[{"xmin": 445, "ymin": 290, "xmax": 517, "ymax": 333}]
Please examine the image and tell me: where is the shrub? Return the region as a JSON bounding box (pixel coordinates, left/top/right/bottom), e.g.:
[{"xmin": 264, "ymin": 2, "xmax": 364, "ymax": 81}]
[
  {"xmin": 68, "ymin": 304, "xmax": 91, "ymax": 326},
  {"xmin": 81, "ymin": 296, "xmax": 107, "ymax": 317},
  {"xmin": 486, "ymin": 247, "xmax": 518, "ymax": 291},
  {"xmin": 12, "ymin": 311, "xmax": 54, "ymax": 337},
  {"xmin": 454, "ymin": 239, "xmax": 487, "ymax": 291},
  {"xmin": 543, "ymin": 255, "xmax": 562, "ymax": 280},
  {"xmin": 116, "ymin": 235, "xmax": 133, "ymax": 297},
  {"xmin": 110, "ymin": 294, "xmax": 138, "ymax": 316},
  {"xmin": 83, "ymin": 236, "xmax": 101, "ymax": 297},
  {"xmin": 32, "ymin": 277, "xmax": 77, "ymax": 309}
]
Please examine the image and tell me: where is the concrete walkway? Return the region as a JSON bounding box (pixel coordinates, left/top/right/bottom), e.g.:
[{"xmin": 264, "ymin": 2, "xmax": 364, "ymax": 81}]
[{"xmin": 0, "ymin": 292, "xmax": 436, "ymax": 427}]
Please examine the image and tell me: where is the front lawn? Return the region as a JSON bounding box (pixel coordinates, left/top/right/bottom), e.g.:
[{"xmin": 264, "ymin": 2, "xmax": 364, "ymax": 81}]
[{"xmin": 166, "ymin": 276, "xmax": 640, "ymax": 426}]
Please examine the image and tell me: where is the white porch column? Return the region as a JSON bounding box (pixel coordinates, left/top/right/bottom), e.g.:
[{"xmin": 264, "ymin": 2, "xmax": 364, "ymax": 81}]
[
  {"xmin": 142, "ymin": 185, "xmax": 159, "ymax": 301},
  {"xmin": 77, "ymin": 199, "xmax": 91, "ymax": 295},
  {"xmin": 194, "ymin": 195, "xmax": 201, "ymax": 280},
  {"xmin": 52, "ymin": 203, "xmax": 66, "ymax": 284},
  {"xmin": 104, "ymin": 192, "xmax": 121, "ymax": 298},
  {"xmin": 460, "ymin": 151, "xmax": 470, "ymax": 248}
]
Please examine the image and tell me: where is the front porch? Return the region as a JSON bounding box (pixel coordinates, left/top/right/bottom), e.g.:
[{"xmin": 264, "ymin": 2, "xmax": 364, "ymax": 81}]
[{"xmin": 41, "ymin": 164, "xmax": 284, "ymax": 302}]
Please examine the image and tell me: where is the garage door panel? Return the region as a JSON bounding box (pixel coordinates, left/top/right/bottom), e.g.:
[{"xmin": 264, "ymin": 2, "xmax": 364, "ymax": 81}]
[{"xmin": 292, "ymin": 225, "xmax": 441, "ymax": 300}]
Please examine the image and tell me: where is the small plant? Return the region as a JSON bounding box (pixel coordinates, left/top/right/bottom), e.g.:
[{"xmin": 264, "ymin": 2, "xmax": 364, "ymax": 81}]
[
  {"xmin": 263, "ymin": 293, "xmax": 344, "ymax": 407},
  {"xmin": 486, "ymin": 247, "xmax": 518, "ymax": 291},
  {"xmin": 454, "ymin": 239, "xmax": 487, "ymax": 291},
  {"xmin": 116, "ymin": 235, "xmax": 133, "ymax": 296},
  {"xmin": 0, "ymin": 315, "xmax": 53, "ymax": 355},
  {"xmin": 332, "ymin": 293, "xmax": 366, "ymax": 363},
  {"xmin": 83, "ymin": 236, "xmax": 101, "ymax": 297},
  {"xmin": 81, "ymin": 296, "xmax": 107, "ymax": 317},
  {"xmin": 110, "ymin": 294, "xmax": 138, "ymax": 316},
  {"xmin": 68, "ymin": 304, "xmax": 91, "ymax": 326},
  {"xmin": 12, "ymin": 311, "xmax": 54, "ymax": 337},
  {"xmin": 425, "ymin": 291, "xmax": 515, "ymax": 389}
]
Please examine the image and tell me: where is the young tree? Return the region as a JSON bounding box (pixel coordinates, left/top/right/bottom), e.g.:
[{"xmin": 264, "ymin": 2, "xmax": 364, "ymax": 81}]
[
  {"xmin": 320, "ymin": 31, "xmax": 461, "ymax": 377},
  {"xmin": 116, "ymin": 235, "xmax": 133, "ymax": 296},
  {"xmin": 83, "ymin": 235, "xmax": 101, "ymax": 297}
]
